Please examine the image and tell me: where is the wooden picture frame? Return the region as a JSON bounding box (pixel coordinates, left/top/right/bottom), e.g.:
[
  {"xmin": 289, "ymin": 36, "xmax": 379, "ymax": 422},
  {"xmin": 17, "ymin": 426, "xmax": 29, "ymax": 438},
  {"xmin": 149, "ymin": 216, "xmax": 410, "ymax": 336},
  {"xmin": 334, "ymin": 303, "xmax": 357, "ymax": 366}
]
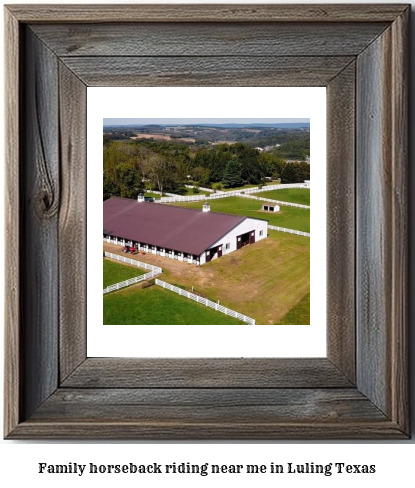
[{"xmin": 4, "ymin": 4, "xmax": 409, "ymax": 439}]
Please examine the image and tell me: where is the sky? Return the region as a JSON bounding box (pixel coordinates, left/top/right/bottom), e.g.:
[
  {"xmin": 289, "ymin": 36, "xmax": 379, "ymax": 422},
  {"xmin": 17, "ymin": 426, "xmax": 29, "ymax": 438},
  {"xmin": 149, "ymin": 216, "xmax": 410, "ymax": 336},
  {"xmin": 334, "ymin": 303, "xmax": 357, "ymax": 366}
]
[{"xmin": 103, "ymin": 118, "xmax": 310, "ymax": 125}]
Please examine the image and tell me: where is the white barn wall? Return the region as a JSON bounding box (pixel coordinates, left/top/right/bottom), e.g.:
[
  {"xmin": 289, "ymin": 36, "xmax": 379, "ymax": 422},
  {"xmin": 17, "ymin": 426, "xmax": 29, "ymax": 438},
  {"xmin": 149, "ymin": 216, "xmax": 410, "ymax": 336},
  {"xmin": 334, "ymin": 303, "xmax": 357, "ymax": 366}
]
[{"xmin": 202, "ymin": 217, "xmax": 268, "ymax": 263}]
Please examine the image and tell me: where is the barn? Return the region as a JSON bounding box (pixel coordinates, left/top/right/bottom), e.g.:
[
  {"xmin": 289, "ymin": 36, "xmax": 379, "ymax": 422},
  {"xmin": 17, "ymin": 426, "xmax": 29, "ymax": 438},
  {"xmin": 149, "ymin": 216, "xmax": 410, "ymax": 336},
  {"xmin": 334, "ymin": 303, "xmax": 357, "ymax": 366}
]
[{"xmin": 103, "ymin": 197, "xmax": 268, "ymax": 265}]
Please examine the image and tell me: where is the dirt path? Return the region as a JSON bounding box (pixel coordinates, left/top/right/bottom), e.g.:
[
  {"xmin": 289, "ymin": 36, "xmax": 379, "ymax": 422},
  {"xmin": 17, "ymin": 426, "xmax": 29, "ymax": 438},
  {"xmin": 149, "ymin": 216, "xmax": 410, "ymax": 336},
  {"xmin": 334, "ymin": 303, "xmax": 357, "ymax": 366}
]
[{"xmin": 103, "ymin": 242, "xmax": 211, "ymax": 287}]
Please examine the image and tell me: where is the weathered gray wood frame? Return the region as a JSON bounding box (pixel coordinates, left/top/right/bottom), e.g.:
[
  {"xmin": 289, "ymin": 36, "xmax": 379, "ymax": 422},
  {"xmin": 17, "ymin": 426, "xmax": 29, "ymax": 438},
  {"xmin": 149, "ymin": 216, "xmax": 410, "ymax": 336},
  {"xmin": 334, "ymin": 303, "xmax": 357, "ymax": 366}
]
[{"xmin": 4, "ymin": 4, "xmax": 409, "ymax": 439}]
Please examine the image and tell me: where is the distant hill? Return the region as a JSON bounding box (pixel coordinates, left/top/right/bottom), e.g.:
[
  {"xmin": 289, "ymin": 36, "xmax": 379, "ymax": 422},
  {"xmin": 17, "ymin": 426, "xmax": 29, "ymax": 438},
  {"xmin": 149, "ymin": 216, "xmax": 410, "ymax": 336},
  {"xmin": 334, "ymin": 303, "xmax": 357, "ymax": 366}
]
[
  {"xmin": 103, "ymin": 123, "xmax": 310, "ymax": 150},
  {"xmin": 195, "ymin": 123, "xmax": 310, "ymax": 129},
  {"xmin": 103, "ymin": 122, "xmax": 310, "ymax": 130}
]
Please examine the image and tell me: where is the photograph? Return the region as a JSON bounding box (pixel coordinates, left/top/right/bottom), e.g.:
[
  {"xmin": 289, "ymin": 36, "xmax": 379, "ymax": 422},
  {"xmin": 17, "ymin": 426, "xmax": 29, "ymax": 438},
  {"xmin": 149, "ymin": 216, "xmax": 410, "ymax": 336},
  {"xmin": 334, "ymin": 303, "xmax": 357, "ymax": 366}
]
[
  {"xmin": 103, "ymin": 118, "xmax": 311, "ymax": 326},
  {"xmin": 3, "ymin": 0, "xmax": 410, "ymax": 447}
]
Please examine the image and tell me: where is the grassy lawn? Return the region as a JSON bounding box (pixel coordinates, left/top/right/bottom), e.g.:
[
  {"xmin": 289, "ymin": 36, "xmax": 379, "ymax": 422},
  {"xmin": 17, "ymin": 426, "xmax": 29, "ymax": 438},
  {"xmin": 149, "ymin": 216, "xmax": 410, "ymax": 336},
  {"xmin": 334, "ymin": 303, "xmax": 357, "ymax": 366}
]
[
  {"xmin": 144, "ymin": 191, "xmax": 162, "ymax": 199},
  {"xmin": 223, "ymin": 184, "xmax": 261, "ymax": 192},
  {"xmin": 279, "ymin": 293, "xmax": 310, "ymax": 325},
  {"xmin": 172, "ymin": 187, "xmax": 209, "ymax": 196},
  {"xmin": 147, "ymin": 188, "xmax": 207, "ymax": 197},
  {"xmin": 172, "ymin": 196, "xmax": 310, "ymax": 232},
  {"xmin": 198, "ymin": 233, "xmax": 309, "ymax": 324},
  {"xmin": 122, "ymin": 232, "xmax": 309, "ymax": 325},
  {"xmin": 103, "ymin": 285, "xmax": 244, "ymax": 325},
  {"xmin": 103, "ymin": 230, "xmax": 310, "ymax": 325},
  {"xmin": 178, "ymin": 187, "xmax": 198, "ymax": 196},
  {"xmin": 103, "ymin": 259, "xmax": 146, "ymax": 289},
  {"xmin": 222, "ymin": 181, "xmax": 277, "ymax": 192},
  {"xmin": 252, "ymin": 188, "xmax": 310, "ymax": 206}
]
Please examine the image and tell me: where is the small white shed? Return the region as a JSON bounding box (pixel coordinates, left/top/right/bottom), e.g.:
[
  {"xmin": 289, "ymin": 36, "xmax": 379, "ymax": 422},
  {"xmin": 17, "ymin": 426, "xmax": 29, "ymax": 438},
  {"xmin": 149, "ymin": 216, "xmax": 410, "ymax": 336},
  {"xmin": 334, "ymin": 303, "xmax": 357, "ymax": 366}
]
[{"xmin": 262, "ymin": 204, "xmax": 280, "ymax": 213}]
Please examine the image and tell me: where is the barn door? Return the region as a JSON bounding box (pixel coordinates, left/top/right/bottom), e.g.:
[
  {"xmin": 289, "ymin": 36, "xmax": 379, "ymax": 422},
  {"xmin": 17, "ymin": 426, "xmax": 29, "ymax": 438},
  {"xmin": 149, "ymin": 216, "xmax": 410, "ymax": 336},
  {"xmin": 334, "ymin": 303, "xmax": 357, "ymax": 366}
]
[
  {"xmin": 218, "ymin": 246, "xmax": 222, "ymax": 257},
  {"xmin": 205, "ymin": 250, "xmax": 212, "ymax": 263},
  {"xmin": 249, "ymin": 231, "xmax": 255, "ymax": 244}
]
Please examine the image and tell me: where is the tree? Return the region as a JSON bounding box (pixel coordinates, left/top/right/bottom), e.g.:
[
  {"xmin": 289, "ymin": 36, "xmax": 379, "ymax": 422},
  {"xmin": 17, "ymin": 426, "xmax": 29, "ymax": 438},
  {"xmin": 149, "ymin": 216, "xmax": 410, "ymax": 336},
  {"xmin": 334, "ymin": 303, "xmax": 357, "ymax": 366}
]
[
  {"xmin": 212, "ymin": 182, "xmax": 224, "ymax": 192},
  {"xmin": 115, "ymin": 164, "xmax": 143, "ymax": 198},
  {"xmin": 192, "ymin": 166, "xmax": 211, "ymax": 186},
  {"xmin": 258, "ymin": 152, "xmax": 286, "ymax": 179},
  {"xmin": 146, "ymin": 154, "xmax": 178, "ymax": 195},
  {"xmin": 103, "ymin": 172, "xmax": 118, "ymax": 200},
  {"xmin": 222, "ymin": 157, "xmax": 243, "ymax": 188},
  {"xmin": 231, "ymin": 143, "xmax": 265, "ymax": 184},
  {"xmin": 280, "ymin": 163, "xmax": 305, "ymax": 184}
]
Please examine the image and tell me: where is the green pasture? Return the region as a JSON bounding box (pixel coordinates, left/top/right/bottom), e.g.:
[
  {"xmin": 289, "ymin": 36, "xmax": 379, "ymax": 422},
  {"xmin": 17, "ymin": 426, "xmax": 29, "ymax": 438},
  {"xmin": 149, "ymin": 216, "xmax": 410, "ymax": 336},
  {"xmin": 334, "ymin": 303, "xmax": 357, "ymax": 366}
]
[
  {"xmin": 103, "ymin": 232, "xmax": 309, "ymax": 325},
  {"xmin": 252, "ymin": 188, "xmax": 310, "ymax": 206},
  {"xmin": 144, "ymin": 191, "xmax": 162, "ymax": 199},
  {"xmin": 150, "ymin": 232, "xmax": 309, "ymax": 325},
  {"xmin": 174, "ymin": 186, "xmax": 206, "ymax": 196},
  {"xmin": 172, "ymin": 196, "xmax": 310, "ymax": 232},
  {"xmin": 103, "ymin": 285, "xmax": 244, "ymax": 325},
  {"xmin": 222, "ymin": 181, "xmax": 277, "ymax": 192},
  {"xmin": 200, "ymin": 232, "xmax": 309, "ymax": 324},
  {"xmin": 103, "ymin": 259, "xmax": 146, "ymax": 289},
  {"xmin": 279, "ymin": 293, "xmax": 310, "ymax": 325}
]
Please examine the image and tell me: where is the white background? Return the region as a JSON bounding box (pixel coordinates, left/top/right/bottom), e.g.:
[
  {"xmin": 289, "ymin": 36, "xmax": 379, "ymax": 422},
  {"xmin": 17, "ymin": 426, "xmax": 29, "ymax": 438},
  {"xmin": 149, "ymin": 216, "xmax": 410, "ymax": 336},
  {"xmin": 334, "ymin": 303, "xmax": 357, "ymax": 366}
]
[
  {"xmin": 1, "ymin": 0, "xmax": 414, "ymax": 486},
  {"xmin": 89, "ymin": 87, "xmax": 326, "ymax": 357}
]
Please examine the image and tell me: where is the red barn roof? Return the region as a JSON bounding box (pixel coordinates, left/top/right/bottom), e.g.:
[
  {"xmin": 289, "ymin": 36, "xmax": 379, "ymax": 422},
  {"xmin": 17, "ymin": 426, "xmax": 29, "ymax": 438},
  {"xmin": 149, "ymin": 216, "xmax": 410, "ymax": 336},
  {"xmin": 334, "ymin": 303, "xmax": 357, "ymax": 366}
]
[{"xmin": 103, "ymin": 197, "xmax": 248, "ymax": 256}]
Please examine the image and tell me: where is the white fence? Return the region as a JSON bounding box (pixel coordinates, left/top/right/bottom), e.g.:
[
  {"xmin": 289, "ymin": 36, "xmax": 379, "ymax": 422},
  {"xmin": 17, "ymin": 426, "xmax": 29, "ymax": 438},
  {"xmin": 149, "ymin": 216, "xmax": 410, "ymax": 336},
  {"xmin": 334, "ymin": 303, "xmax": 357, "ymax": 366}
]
[
  {"xmin": 159, "ymin": 192, "xmax": 233, "ymax": 203},
  {"xmin": 244, "ymin": 183, "xmax": 310, "ymax": 194},
  {"xmin": 104, "ymin": 251, "xmax": 162, "ymax": 274},
  {"xmin": 159, "ymin": 189, "xmax": 259, "ymax": 203},
  {"xmin": 158, "ymin": 183, "xmax": 310, "ymax": 204},
  {"xmin": 240, "ymin": 193, "xmax": 310, "ymax": 209},
  {"xmin": 148, "ymin": 190, "xmax": 183, "ymax": 198},
  {"xmin": 159, "ymin": 194, "xmax": 208, "ymax": 203},
  {"xmin": 185, "ymin": 184, "xmax": 214, "ymax": 193},
  {"xmin": 155, "ymin": 279, "xmax": 256, "ymax": 325},
  {"xmin": 103, "ymin": 252, "xmax": 163, "ymax": 294},
  {"xmin": 268, "ymin": 225, "xmax": 310, "ymax": 237},
  {"xmin": 103, "ymin": 270, "xmax": 160, "ymax": 295}
]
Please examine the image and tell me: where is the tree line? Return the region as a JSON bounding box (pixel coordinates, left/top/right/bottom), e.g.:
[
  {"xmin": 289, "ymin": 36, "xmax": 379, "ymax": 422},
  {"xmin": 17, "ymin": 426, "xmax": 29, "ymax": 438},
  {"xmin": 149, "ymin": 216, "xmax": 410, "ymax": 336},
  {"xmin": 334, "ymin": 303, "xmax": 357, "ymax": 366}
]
[{"xmin": 103, "ymin": 139, "xmax": 310, "ymax": 200}]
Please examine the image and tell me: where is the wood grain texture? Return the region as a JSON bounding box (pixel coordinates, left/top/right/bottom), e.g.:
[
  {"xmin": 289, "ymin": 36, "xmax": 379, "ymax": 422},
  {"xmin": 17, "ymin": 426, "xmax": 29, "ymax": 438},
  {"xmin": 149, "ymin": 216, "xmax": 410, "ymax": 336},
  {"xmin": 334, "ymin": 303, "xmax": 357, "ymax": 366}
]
[
  {"xmin": 6, "ymin": 4, "xmax": 409, "ymax": 23},
  {"xmin": 31, "ymin": 22, "xmax": 388, "ymax": 57},
  {"xmin": 20, "ymin": 28, "xmax": 60, "ymax": 420},
  {"xmin": 58, "ymin": 63, "xmax": 87, "ymax": 381},
  {"xmin": 356, "ymin": 10, "xmax": 408, "ymax": 430},
  {"xmin": 389, "ymin": 8, "xmax": 409, "ymax": 433},
  {"xmin": 7, "ymin": 421, "xmax": 406, "ymax": 441},
  {"xmin": 4, "ymin": 4, "xmax": 410, "ymax": 440},
  {"xmin": 61, "ymin": 56, "xmax": 354, "ymax": 87},
  {"xmin": 326, "ymin": 62, "xmax": 356, "ymax": 383},
  {"xmin": 356, "ymin": 30, "xmax": 390, "ymax": 417},
  {"xmin": 62, "ymin": 358, "xmax": 352, "ymax": 388},
  {"xmin": 32, "ymin": 388, "xmax": 386, "ymax": 423},
  {"xmin": 4, "ymin": 6, "xmax": 21, "ymax": 438}
]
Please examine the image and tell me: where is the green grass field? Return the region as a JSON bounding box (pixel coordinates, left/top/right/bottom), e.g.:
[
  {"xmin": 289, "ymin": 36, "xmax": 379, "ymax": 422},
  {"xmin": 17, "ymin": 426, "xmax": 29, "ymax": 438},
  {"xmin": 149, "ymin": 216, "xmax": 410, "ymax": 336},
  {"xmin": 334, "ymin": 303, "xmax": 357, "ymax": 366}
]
[
  {"xmin": 222, "ymin": 181, "xmax": 277, "ymax": 192},
  {"xmin": 172, "ymin": 196, "xmax": 310, "ymax": 232},
  {"xmin": 140, "ymin": 231, "xmax": 309, "ymax": 325},
  {"xmin": 144, "ymin": 191, "xmax": 162, "ymax": 199},
  {"xmin": 103, "ymin": 259, "xmax": 146, "ymax": 289},
  {"xmin": 279, "ymin": 293, "xmax": 310, "ymax": 324},
  {"xmin": 103, "ymin": 231, "xmax": 309, "ymax": 324},
  {"xmin": 252, "ymin": 188, "xmax": 310, "ymax": 206},
  {"xmin": 103, "ymin": 285, "xmax": 244, "ymax": 325},
  {"xmin": 175, "ymin": 187, "xmax": 206, "ymax": 196},
  {"xmin": 201, "ymin": 232, "xmax": 309, "ymax": 324}
]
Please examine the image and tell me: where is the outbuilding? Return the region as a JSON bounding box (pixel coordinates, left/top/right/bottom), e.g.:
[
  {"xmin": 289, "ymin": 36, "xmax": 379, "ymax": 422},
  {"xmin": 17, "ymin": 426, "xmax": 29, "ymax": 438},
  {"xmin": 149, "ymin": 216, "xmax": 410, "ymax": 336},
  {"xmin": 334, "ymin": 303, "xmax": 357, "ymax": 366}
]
[
  {"xmin": 262, "ymin": 204, "xmax": 280, "ymax": 212},
  {"xmin": 103, "ymin": 197, "xmax": 268, "ymax": 265}
]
